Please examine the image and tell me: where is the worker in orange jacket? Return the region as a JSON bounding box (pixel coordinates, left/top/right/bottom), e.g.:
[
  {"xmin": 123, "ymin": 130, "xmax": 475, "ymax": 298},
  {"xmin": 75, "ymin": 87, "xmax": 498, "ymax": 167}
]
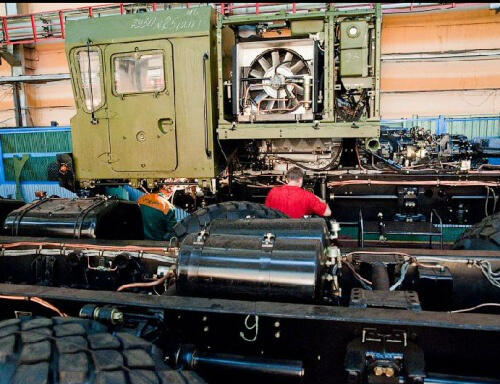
[{"xmin": 137, "ymin": 185, "xmax": 177, "ymax": 241}]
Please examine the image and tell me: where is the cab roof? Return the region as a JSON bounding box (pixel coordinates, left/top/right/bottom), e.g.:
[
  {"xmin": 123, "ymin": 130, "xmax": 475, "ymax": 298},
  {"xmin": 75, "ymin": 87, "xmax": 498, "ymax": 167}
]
[{"xmin": 65, "ymin": 6, "xmax": 214, "ymax": 47}]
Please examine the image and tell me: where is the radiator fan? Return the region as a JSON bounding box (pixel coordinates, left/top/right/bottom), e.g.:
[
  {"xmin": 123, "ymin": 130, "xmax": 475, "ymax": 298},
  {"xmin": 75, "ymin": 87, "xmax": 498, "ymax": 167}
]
[{"xmin": 245, "ymin": 48, "xmax": 311, "ymax": 114}]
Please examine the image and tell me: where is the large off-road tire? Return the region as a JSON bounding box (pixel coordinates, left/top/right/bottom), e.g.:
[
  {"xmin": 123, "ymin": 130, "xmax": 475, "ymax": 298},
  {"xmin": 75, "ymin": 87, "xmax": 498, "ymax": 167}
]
[
  {"xmin": 0, "ymin": 316, "xmax": 206, "ymax": 384},
  {"xmin": 172, "ymin": 201, "xmax": 288, "ymax": 241},
  {"xmin": 453, "ymin": 212, "xmax": 500, "ymax": 250}
]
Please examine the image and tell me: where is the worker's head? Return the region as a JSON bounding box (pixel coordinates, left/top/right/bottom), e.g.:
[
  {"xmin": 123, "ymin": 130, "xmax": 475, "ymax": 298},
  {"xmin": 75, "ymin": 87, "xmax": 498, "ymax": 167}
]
[{"xmin": 286, "ymin": 167, "xmax": 304, "ymax": 187}]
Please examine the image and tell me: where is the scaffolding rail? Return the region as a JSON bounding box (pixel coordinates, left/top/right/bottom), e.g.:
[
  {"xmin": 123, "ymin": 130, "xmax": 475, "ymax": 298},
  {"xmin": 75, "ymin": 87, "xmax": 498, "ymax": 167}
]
[{"xmin": 0, "ymin": 2, "xmax": 487, "ymax": 46}]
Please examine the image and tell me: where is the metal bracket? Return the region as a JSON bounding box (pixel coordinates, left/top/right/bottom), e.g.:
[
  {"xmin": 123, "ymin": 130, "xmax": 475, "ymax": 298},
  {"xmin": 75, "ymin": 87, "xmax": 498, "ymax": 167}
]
[
  {"xmin": 194, "ymin": 229, "xmax": 209, "ymax": 248},
  {"xmin": 352, "ymin": 253, "xmax": 406, "ymax": 265},
  {"xmin": 261, "ymin": 232, "xmax": 276, "ymax": 251},
  {"xmin": 345, "ymin": 328, "xmax": 425, "ymax": 384},
  {"xmin": 349, "ymin": 288, "xmax": 422, "ymax": 311},
  {"xmin": 0, "ymin": 48, "xmax": 21, "ymax": 67}
]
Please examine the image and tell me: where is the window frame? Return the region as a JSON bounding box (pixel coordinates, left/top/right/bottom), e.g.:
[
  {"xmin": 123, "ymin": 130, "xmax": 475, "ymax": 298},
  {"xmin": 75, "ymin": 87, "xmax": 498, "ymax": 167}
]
[
  {"xmin": 72, "ymin": 46, "xmax": 106, "ymax": 114},
  {"xmin": 111, "ymin": 50, "xmax": 167, "ymax": 96}
]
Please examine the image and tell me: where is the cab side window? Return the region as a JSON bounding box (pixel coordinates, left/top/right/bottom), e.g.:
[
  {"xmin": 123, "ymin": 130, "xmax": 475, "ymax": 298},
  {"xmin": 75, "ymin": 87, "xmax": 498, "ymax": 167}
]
[
  {"xmin": 77, "ymin": 49, "xmax": 104, "ymax": 112},
  {"xmin": 113, "ymin": 52, "xmax": 165, "ymax": 94}
]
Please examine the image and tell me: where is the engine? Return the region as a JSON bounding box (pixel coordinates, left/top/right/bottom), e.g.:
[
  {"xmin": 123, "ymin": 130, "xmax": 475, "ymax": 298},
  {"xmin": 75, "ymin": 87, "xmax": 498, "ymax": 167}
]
[{"xmin": 377, "ymin": 127, "xmax": 472, "ymax": 168}]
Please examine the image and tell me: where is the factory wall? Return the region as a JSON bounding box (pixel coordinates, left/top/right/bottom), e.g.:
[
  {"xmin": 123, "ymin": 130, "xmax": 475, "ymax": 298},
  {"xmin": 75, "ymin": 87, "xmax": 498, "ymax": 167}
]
[
  {"xmin": 380, "ymin": 7, "xmax": 500, "ymax": 118},
  {"xmin": 0, "ymin": 4, "xmax": 498, "ymax": 127}
]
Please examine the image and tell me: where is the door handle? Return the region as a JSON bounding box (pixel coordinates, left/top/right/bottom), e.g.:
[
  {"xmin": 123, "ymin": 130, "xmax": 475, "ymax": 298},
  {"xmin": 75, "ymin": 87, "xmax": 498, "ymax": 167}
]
[
  {"xmin": 158, "ymin": 118, "xmax": 174, "ymax": 134},
  {"xmin": 202, "ymin": 52, "xmax": 212, "ymax": 158}
]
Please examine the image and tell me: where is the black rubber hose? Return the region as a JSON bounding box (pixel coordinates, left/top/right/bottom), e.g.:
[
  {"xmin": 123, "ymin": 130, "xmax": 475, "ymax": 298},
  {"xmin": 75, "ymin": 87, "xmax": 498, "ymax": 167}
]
[{"xmin": 371, "ymin": 262, "xmax": 390, "ymax": 290}]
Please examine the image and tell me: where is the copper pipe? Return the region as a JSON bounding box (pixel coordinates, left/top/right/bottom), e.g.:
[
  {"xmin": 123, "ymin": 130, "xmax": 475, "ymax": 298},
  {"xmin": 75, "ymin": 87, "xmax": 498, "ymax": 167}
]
[
  {"xmin": 0, "ymin": 241, "xmax": 176, "ymax": 254},
  {"xmin": 354, "ymin": 145, "xmax": 367, "ymax": 171},
  {"xmin": 328, "ymin": 180, "xmax": 500, "ymax": 188},
  {"xmin": 0, "ymin": 294, "xmax": 67, "ymax": 317},
  {"xmin": 117, "ymin": 273, "xmax": 171, "ymax": 292},
  {"xmin": 478, "ymin": 164, "xmax": 500, "ymax": 171}
]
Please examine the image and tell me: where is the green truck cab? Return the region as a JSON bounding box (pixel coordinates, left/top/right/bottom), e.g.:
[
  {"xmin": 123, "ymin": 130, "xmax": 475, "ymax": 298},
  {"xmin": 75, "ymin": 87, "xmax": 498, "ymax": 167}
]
[{"xmin": 65, "ymin": 5, "xmax": 381, "ymax": 190}]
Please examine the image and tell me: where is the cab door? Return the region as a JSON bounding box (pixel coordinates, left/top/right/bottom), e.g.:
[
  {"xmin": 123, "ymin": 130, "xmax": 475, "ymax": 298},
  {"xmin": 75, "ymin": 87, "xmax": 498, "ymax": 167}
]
[{"xmin": 104, "ymin": 40, "xmax": 177, "ymax": 173}]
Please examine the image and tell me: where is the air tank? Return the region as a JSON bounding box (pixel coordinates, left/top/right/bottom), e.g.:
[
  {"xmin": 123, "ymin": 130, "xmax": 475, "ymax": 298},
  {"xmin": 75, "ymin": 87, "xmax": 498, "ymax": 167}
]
[
  {"xmin": 3, "ymin": 197, "xmax": 143, "ymax": 239},
  {"xmin": 176, "ymin": 232, "xmax": 325, "ymax": 303}
]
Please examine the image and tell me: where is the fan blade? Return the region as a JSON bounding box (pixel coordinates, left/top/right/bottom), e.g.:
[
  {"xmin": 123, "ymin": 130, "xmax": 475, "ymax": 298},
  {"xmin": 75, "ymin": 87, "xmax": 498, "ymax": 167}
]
[
  {"xmin": 290, "ymin": 60, "xmax": 305, "ymax": 74},
  {"xmin": 279, "ymin": 100, "xmax": 286, "ymax": 110},
  {"xmin": 284, "ymin": 52, "xmax": 293, "ymax": 66},
  {"xmin": 249, "ymin": 69, "xmax": 264, "ymax": 78},
  {"xmin": 258, "ymin": 57, "xmax": 271, "ymax": 71},
  {"xmin": 266, "ymin": 99, "xmax": 275, "ymax": 111},
  {"xmin": 295, "ymin": 85, "xmax": 304, "ymax": 95},
  {"xmin": 254, "ymin": 91, "xmax": 268, "ymax": 104},
  {"xmin": 271, "ymin": 51, "xmax": 280, "ymax": 68},
  {"xmin": 251, "ymin": 84, "xmax": 264, "ymax": 91}
]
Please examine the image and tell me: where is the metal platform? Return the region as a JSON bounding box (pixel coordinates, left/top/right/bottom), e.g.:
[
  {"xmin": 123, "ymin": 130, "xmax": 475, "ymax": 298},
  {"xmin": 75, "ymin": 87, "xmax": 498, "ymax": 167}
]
[{"xmin": 358, "ymin": 209, "xmax": 443, "ymax": 249}]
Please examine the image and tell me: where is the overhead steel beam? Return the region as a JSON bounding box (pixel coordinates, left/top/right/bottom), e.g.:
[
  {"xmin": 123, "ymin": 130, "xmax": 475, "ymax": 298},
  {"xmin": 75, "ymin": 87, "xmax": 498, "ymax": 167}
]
[{"xmin": 0, "ymin": 73, "xmax": 71, "ymax": 84}]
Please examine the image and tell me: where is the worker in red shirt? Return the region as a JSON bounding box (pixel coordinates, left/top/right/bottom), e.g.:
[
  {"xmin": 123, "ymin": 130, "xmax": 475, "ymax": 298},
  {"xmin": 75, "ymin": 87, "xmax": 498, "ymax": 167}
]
[{"xmin": 265, "ymin": 167, "xmax": 332, "ymax": 218}]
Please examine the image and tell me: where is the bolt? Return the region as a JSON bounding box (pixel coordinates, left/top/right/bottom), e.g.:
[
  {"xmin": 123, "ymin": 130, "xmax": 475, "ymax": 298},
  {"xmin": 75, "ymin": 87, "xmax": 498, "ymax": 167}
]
[
  {"xmin": 274, "ymin": 321, "xmax": 280, "ymax": 328},
  {"xmin": 202, "ymin": 316, "xmax": 208, "ymax": 322},
  {"xmin": 317, "ymin": 355, "xmax": 321, "ymax": 360},
  {"xmin": 374, "ymin": 366, "xmax": 383, "ymax": 376},
  {"xmin": 203, "ymin": 326, "xmax": 209, "ymax": 332},
  {"xmin": 385, "ymin": 367, "xmax": 395, "ymax": 377},
  {"xmin": 275, "ymin": 331, "xmax": 280, "ymax": 338}
]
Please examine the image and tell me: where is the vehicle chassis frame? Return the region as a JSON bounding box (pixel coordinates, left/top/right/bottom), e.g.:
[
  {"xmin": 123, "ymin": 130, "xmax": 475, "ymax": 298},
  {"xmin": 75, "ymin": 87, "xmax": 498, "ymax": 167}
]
[{"xmin": 0, "ymin": 246, "xmax": 499, "ymax": 384}]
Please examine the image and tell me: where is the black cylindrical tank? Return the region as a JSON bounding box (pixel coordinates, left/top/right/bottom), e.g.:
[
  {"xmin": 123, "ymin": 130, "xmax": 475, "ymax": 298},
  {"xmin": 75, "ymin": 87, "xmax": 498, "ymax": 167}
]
[
  {"xmin": 3, "ymin": 197, "xmax": 143, "ymax": 239},
  {"xmin": 176, "ymin": 233, "xmax": 325, "ymax": 303},
  {"xmin": 209, "ymin": 218, "xmax": 329, "ymax": 246}
]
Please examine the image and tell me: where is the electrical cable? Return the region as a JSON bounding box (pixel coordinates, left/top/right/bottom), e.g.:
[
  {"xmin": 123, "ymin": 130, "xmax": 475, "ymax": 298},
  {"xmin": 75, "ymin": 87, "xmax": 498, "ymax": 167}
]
[
  {"xmin": 485, "ymin": 186, "xmax": 490, "ymax": 217},
  {"xmin": 475, "ymin": 260, "xmax": 500, "ymax": 289},
  {"xmin": 342, "ymin": 261, "xmax": 372, "ymax": 290},
  {"xmin": 450, "ymin": 303, "xmax": 500, "ymax": 314},
  {"xmin": 116, "ymin": 273, "xmax": 171, "ymax": 292},
  {"xmin": 216, "ymin": 132, "xmax": 228, "ymax": 164},
  {"xmin": 0, "ymin": 294, "xmax": 67, "ymax": 317},
  {"xmin": 492, "ymin": 187, "xmax": 497, "ymax": 213},
  {"xmin": 389, "ymin": 261, "xmax": 410, "ymax": 291}
]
